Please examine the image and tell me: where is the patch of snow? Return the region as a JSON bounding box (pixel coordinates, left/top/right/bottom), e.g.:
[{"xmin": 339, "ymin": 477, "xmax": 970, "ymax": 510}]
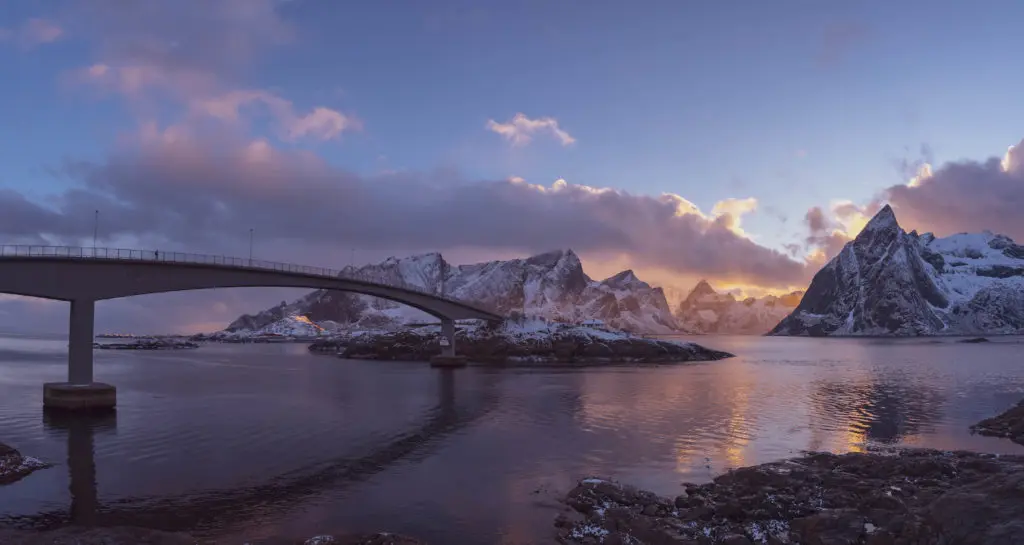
[{"xmin": 569, "ymin": 523, "xmax": 610, "ymax": 541}]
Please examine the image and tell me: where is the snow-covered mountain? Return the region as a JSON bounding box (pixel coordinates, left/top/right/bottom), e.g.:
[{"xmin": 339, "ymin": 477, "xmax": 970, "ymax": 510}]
[
  {"xmin": 256, "ymin": 315, "xmax": 325, "ymax": 337},
  {"xmin": 770, "ymin": 205, "xmax": 1024, "ymax": 336},
  {"xmin": 226, "ymin": 250, "xmax": 682, "ymax": 334},
  {"xmin": 675, "ymin": 280, "xmax": 803, "ymax": 334}
]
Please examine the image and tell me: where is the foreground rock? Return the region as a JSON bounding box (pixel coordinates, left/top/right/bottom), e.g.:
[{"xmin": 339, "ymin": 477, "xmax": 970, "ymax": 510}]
[
  {"xmin": 0, "ymin": 528, "xmax": 425, "ymax": 544},
  {"xmin": 972, "ymin": 398, "xmax": 1024, "ymax": 445},
  {"xmin": 339, "ymin": 321, "xmax": 732, "ymax": 365},
  {"xmin": 0, "ymin": 442, "xmax": 49, "ymax": 485},
  {"xmin": 558, "ymin": 448, "xmax": 1024, "ymax": 545}
]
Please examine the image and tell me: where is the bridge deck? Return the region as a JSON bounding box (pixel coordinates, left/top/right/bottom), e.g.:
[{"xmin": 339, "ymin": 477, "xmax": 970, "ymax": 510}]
[{"xmin": 0, "ymin": 244, "xmax": 498, "ymax": 319}]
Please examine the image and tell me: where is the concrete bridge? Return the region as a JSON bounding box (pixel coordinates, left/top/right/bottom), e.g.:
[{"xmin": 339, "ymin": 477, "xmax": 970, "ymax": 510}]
[{"xmin": 0, "ymin": 245, "xmax": 502, "ymax": 410}]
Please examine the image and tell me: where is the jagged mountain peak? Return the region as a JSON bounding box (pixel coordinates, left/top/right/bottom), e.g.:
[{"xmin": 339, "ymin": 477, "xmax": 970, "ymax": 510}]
[
  {"xmin": 525, "ymin": 248, "xmax": 579, "ymax": 268},
  {"xmin": 685, "ymin": 279, "xmax": 718, "ymax": 302},
  {"xmin": 228, "ymin": 248, "xmax": 681, "ymax": 334},
  {"xmin": 771, "ymin": 208, "xmax": 1024, "ymax": 337},
  {"xmin": 858, "ymin": 204, "xmax": 899, "ymax": 236},
  {"xmin": 676, "ymin": 280, "xmax": 801, "ymax": 334},
  {"xmin": 602, "ymin": 269, "xmax": 648, "ymax": 290}
]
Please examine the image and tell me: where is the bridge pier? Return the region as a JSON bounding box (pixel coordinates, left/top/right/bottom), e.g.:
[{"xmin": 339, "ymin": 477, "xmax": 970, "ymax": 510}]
[
  {"xmin": 430, "ymin": 318, "xmax": 467, "ymax": 368},
  {"xmin": 43, "ymin": 299, "xmax": 116, "ymax": 412}
]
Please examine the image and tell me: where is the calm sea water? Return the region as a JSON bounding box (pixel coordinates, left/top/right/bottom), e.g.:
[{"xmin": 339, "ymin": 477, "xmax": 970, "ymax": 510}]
[{"xmin": 1, "ymin": 334, "xmax": 1023, "ymax": 544}]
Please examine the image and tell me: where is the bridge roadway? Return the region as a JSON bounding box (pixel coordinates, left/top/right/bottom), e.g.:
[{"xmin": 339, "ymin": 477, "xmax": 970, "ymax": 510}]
[{"xmin": 0, "ymin": 245, "xmax": 503, "ymax": 410}]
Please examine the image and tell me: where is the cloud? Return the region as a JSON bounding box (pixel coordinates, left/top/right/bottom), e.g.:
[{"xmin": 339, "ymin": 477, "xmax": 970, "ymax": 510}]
[
  {"xmin": 189, "ymin": 90, "xmax": 360, "ymax": 140},
  {"xmin": 803, "ymin": 206, "xmax": 850, "ymax": 262},
  {"xmin": 1, "ymin": 130, "xmax": 807, "ymax": 291},
  {"xmin": 800, "ymin": 138, "xmax": 1024, "ymax": 264},
  {"xmin": 710, "ymin": 197, "xmax": 758, "ymax": 237},
  {"xmin": 68, "ymin": 0, "xmax": 354, "ymax": 141},
  {"xmin": 884, "ymin": 138, "xmax": 1024, "ymax": 240},
  {"xmin": 0, "ymin": 18, "xmax": 63, "ymax": 48},
  {"xmin": 486, "ymin": 113, "xmax": 576, "ymax": 147}
]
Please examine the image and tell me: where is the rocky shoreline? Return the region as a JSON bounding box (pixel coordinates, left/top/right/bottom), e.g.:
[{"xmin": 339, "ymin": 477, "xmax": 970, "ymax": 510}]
[
  {"xmin": 971, "ymin": 398, "xmax": 1024, "ymax": 446},
  {"xmin": 311, "ymin": 322, "xmax": 733, "ymax": 365},
  {"xmin": 0, "ymin": 442, "xmax": 49, "ymax": 486},
  {"xmin": 557, "ymin": 447, "xmax": 1024, "ymax": 545},
  {"xmin": 0, "ymin": 528, "xmax": 425, "ymax": 544}
]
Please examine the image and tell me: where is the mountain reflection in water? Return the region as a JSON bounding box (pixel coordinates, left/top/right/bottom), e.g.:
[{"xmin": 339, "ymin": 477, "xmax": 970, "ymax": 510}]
[{"xmin": 1, "ymin": 336, "xmax": 1023, "ymax": 544}]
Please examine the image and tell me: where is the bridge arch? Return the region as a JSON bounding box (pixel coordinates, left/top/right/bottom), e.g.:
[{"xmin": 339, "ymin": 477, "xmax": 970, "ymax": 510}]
[{"xmin": 0, "ymin": 246, "xmax": 502, "ymax": 409}]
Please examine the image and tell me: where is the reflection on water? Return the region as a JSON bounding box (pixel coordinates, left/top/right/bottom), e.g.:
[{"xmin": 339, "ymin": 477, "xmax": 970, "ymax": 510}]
[
  {"xmin": 0, "ymin": 336, "xmax": 1023, "ymax": 544},
  {"xmin": 43, "ymin": 411, "xmax": 116, "ymax": 527},
  {"xmin": 810, "ymin": 378, "xmax": 946, "ymax": 450}
]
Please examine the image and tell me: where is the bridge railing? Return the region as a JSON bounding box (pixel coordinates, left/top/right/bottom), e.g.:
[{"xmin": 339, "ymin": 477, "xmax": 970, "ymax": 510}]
[{"xmin": 0, "ymin": 245, "xmax": 492, "ymax": 313}]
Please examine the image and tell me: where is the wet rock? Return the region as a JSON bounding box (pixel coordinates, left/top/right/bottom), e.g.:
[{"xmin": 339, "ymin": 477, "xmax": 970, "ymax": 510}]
[
  {"xmin": 971, "ymin": 398, "xmax": 1024, "ymax": 445},
  {"xmin": 0, "ymin": 441, "xmax": 50, "ymax": 485},
  {"xmin": 958, "ymin": 337, "xmax": 990, "ymax": 343},
  {"xmin": 302, "ymin": 533, "xmax": 426, "ymax": 545},
  {"xmin": 0, "ymin": 527, "xmax": 195, "ymax": 544},
  {"xmin": 558, "ymin": 448, "xmax": 1024, "ymax": 545},
  {"xmin": 308, "ymin": 338, "xmax": 346, "ymax": 353},
  {"xmin": 0, "ymin": 528, "xmax": 428, "ymax": 545}
]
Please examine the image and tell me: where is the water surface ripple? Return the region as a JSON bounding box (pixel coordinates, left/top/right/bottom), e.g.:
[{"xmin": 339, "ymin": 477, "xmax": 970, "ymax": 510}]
[{"xmin": 1, "ymin": 334, "xmax": 1022, "ymax": 543}]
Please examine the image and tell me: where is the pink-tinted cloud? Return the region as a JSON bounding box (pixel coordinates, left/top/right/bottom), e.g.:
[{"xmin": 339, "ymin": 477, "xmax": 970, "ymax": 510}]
[
  {"xmin": 486, "ymin": 113, "xmax": 576, "ymax": 147},
  {"xmin": 885, "ymin": 139, "xmax": 1024, "ymax": 239},
  {"xmin": 1, "ymin": 129, "xmax": 806, "ymax": 289},
  {"xmin": 189, "ymin": 90, "xmax": 360, "ymax": 140},
  {"xmin": 0, "ymin": 18, "xmax": 63, "ymax": 48},
  {"xmin": 67, "ymin": 0, "xmax": 353, "ymax": 141}
]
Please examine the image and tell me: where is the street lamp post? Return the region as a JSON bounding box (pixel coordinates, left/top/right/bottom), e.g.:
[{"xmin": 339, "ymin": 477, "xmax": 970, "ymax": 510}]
[
  {"xmin": 248, "ymin": 228, "xmax": 254, "ymax": 266},
  {"xmin": 92, "ymin": 210, "xmax": 99, "ymax": 256}
]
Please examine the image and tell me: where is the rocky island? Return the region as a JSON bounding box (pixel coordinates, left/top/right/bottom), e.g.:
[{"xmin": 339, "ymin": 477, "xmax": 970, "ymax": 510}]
[
  {"xmin": 313, "ymin": 319, "xmax": 733, "ymax": 365},
  {"xmin": 971, "ymin": 398, "xmax": 1024, "ymax": 446},
  {"xmin": 0, "ymin": 442, "xmax": 48, "ymax": 486},
  {"xmin": 94, "ymin": 339, "xmax": 199, "ymax": 350}
]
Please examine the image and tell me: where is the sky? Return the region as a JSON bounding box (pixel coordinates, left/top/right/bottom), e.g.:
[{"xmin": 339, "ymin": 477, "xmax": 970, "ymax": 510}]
[{"xmin": 1, "ymin": 0, "xmax": 1024, "ymax": 334}]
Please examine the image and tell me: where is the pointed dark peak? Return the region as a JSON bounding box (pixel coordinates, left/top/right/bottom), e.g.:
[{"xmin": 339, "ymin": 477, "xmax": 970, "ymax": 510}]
[
  {"xmin": 525, "ymin": 249, "xmax": 570, "ymax": 267},
  {"xmin": 688, "ymin": 279, "xmax": 717, "ymax": 299},
  {"xmin": 853, "ymin": 204, "xmax": 903, "ymax": 244},
  {"xmin": 602, "ymin": 269, "xmax": 649, "ymax": 290},
  {"xmin": 864, "ymin": 204, "xmax": 898, "ymax": 231}
]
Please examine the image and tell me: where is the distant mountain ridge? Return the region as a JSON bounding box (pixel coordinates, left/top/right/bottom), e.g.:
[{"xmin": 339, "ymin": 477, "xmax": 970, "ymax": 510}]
[
  {"xmin": 227, "ymin": 249, "xmax": 682, "ymax": 334},
  {"xmin": 770, "ymin": 205, "xmax": 1024, "ymax": 336},
  {"xmin": 675, "ymin": 280, "xmax": 803, "ymax": 334}
]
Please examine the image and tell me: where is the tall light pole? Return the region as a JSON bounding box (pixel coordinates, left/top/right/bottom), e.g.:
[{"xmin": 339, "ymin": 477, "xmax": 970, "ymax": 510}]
[
  {"xmin": 248, "ymin": 228, "xmax": 254, "ymax": 266},
  {"xmin": 92, "ymin": 210, "xmax": 99, "ymax": 255}
]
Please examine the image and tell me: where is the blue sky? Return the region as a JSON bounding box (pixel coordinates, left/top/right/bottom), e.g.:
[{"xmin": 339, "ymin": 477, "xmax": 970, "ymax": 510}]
[{"xmin": 2, "ymin": 0, "xmax": 1024, "ymax": 331}]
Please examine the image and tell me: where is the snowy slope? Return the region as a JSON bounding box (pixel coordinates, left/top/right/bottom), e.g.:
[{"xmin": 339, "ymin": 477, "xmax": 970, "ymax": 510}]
[
  {"xmin": 771, "ymin": 205, "xmax": 1024, "ymax": 336},
  {"xmin": 226, "ymin": 250, "xmax": 683, "ymax": 334},
  {"xmin": 676, "ymin": 280, "xmax": 803, "ymax": 334}
]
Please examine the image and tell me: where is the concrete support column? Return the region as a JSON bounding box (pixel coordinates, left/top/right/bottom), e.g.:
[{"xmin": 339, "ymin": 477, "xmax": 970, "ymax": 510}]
[
  {"xmin": 44, "ymin": 299, "xmax": 115, "ymax": 411},
  {"xmin": 441, "ymin": 318, "xmax": 456, "ymax": 357},
  {"xmin": 68, "ymin": 299, "xmax": 95, "ymax": 385},
  {"xmin": 430, "ymin": 318, "xmax": 466, "ymax": 368}
]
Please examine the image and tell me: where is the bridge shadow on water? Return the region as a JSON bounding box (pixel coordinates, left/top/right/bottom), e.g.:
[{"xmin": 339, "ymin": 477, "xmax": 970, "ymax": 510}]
[{"xmin": 4, "ymin": 369, "xmax": 500, "ymax": 536}]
